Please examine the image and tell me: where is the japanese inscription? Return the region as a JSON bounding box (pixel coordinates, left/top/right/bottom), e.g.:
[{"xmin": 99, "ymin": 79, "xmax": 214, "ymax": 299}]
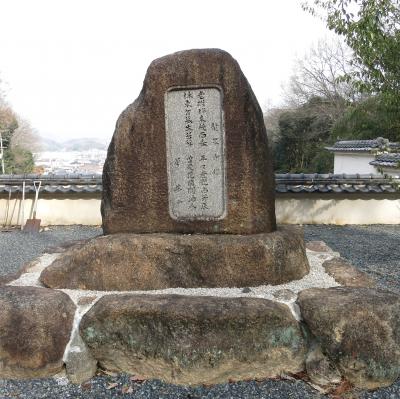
[{"xmin": 165, "ymin": 87, "xmax": 226, "ymax": 220}]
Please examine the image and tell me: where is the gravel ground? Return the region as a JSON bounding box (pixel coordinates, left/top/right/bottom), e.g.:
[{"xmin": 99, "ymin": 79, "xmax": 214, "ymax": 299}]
[
  {"xmin": 303, "ymin": 225, "xmax": 400, "ymax": 294},
  {"xmin": 0, "ymin": 375, "xmax": 326, "ymax": 399},
  {"xmin": 0, "ymin": 226, "xmax": 102, "ymax": 278},
  {"xmin": 0, "ymin": 224, "xmax": 399, "ymax": 398}
]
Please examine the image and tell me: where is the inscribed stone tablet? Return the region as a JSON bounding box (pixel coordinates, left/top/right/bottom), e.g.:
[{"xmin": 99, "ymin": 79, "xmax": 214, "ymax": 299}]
[
  {"xmin": 165, "ymin": 87, "xmax": 226, "ymax": 220},
  {"xmin": 102, "ymin": 49, "xmax": 277, "ymax": 235}
]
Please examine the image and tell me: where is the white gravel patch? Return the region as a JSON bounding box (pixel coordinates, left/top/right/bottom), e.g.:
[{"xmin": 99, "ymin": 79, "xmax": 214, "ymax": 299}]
[
  {"xmin": 8, "ymin": 248, "xmax": 340, "ymax": 322},
  {"xmin": 8, "ymin": 249, "xmax": 340, "ymax": 297},
  {"xmin": 62, "ymin": 297, "xmax": 96, "ymax": 362},
  {"xmin": 7, "ymin": 253, "xmax": 60, "ymax": 287}
]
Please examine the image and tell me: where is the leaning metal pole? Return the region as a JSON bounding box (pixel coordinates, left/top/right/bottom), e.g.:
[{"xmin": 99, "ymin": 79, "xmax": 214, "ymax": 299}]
[{"xmin": 0, "ymin": 131, "xmax": 4, "ymax": 174}]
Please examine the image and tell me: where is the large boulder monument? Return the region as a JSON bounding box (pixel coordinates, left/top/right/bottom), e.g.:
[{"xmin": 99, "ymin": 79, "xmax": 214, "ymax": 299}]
[
  {"xmin": 102, "ymin": 49, "xmax": 276, "ymax": 235},
  {"xmin": 1, "ymin": 49, "xmax": 399, "ymax": 394},
  {"xmin": 42, "ymin": 48, "xmax": 310, "ymax": 290}
]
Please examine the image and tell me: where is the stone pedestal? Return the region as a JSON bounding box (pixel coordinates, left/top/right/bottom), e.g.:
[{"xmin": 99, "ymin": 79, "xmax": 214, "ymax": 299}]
[
  {"xmin": 1, "ymin": 240, "xmax": 400, "ymax": 392},
  {"xmin": 40, "ymin": 227, "xmax": 309, "ymax": 291},
  {"xmin": 80, "ymin": 295, "xmax": 307, "ymax": 385}
]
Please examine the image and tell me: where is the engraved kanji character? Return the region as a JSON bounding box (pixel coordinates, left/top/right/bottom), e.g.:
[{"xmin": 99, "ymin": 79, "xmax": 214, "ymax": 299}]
[
  {"xmin": 199, "ymin": 138, "xmax": 208, "ymax": 146},
  {"xmin": 173, "ymin": 184, "xmax": 183, "ymax": 193},
  {"xmin": 211, "ymin": 122, "xmax": 219, "ymax": 131}
]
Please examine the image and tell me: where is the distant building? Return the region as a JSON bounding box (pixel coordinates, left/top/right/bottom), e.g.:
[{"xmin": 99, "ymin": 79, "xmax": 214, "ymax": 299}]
[
  {"xmin": 370, "ymin": 153, "xmax": 400, "ymax": 178},
  {"xmin": 34, "ymin": 149, "xmax": 107, "ymax": 175},
  {"xmin": 326, "ymin": 138, "xmax": 400, "ymax": 176}
]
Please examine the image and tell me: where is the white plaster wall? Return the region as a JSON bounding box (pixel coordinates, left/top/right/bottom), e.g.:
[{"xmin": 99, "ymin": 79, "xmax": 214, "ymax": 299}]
[
  {"xmin": 0, "ymin": 197, "xmax": 101, "ymax": 227},
  {"xmin": 379, "ymin": 168, "xmax": 400, "ymax": 178},
  {"xmin": 334, "ymin": 153, "xmax": 377, "ymax": 174},
  {"xmin": 1, "ymin": 195, "xmax": 400, "ymax": 226},
  {"xmin": 276, "ymin": 196, "xmax": 400, "ymax": 225}
]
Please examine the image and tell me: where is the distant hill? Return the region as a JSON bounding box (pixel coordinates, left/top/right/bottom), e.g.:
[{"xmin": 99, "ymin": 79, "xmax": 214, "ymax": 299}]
[
  {"xmin": 61, "ymin": 138, "xmax": 108, "ymax": 151},
  {"xmin": 39, "ymin": 137, "xmax": 108, "ymax": 151},
  {"xmin": 39, "ymin": 137, "xmax": 63, "ymax": 151}
]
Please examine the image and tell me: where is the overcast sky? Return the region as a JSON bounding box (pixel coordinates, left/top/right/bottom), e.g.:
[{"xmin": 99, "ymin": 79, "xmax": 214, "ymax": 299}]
[{"xmin": 0, "ymin": 0, "xmax": 331, "ymax": 142}]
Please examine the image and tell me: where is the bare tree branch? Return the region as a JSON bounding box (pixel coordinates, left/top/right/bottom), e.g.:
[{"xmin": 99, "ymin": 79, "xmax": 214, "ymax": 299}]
[{"xmin": 282, "ymin": 37, "xmax": 361, "ymax": 115}]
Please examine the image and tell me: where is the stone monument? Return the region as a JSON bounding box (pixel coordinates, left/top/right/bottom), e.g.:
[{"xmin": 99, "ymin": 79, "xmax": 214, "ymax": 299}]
[
  {"xmin": 2, "ymin": 49, "xmax": 399, "ymax": 392},
  {"xmin": 101, "ymin": 48, "xmax": 276, "ymax": 235},
  {"xmin": 41, "ymin": 48, "xmax": 309, "ymax": 290}
]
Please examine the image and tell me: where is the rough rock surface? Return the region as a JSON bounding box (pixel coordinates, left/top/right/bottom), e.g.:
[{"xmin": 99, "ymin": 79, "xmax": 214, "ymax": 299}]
[
  {"xmin": 65, "ymin": 333, "xmax": 98, "ymax": 384},
  {"xmin": 0, "ymin": 272, "xmax": 20, "ymax": 286},
  {"xmin": 305, "ymin": 345, "xmax": 341, "ymax": 387},
  {"xmin": 298, "ymin": 287, "xmax": 400, "ymax": 389},
  {"xmin": 273, "ymin": 289, "xmax": 297, "ymax": 302},
  {"xmin": 102, "ymin": 48, "xmax": 276, "ymax": 235},
  {"xmin": 306, "ymin": 241, "xmax": 335, "ymax": 253},
  {"xmin": 40, "ymin": 227, "xmax": 309, "ymax": 291},
  {"xmin": 0, "ymin": 286, "xmax": 75, "ymax": 379},
  {"xmin": 80, "ymin": 294, "xmax": 306, "ymax": 385},
  {"xmin": 323, "ymin": 257, "xmax": 375, "ymax": 288}
]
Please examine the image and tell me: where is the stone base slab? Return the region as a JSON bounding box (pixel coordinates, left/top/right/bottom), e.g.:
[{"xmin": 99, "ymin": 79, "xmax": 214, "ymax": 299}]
[
  {"xmin": 2, "ymin": 240, "xmax": 399, "ymax": 392},
  {"xmin": 0, "ymin": 286, "xmax": 75, "ymax": 379},
  {"xmin": 298, "ymin": 287, "xmax": 400, "ymax": 389},
  {"xmin": 40, "ymin": 226, "xmax": 309, "ymax": 291},
  {"xmin": 322, "ymin": 257, "xmax": 375, "ymax": 288},
  {"xmin": 80, "ymin": 294, "xmax": 306, "ymax": 385}
]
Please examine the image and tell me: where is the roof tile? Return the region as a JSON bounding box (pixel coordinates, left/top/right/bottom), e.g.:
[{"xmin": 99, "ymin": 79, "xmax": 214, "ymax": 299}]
[{"xmin": 0, "ymin": 174, "xmax": 398, "ymax": 195}]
